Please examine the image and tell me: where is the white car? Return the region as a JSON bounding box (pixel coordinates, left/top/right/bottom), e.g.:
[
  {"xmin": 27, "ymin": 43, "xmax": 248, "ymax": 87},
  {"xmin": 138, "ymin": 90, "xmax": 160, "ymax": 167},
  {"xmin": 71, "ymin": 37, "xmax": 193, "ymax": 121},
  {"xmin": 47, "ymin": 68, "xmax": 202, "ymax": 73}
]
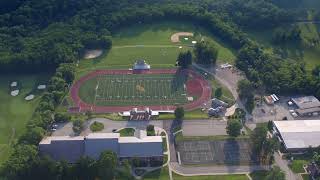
[
  {"xmin": 52, "ymin": 124, "xmax": 58, "ymax": 128},
  {"xmin": 51, "ymin": 128, "xmax": 57, "ymax": 131},
  {"xmin": 289, "ymin": 110, "xmax": 295, "ymax": 113}
]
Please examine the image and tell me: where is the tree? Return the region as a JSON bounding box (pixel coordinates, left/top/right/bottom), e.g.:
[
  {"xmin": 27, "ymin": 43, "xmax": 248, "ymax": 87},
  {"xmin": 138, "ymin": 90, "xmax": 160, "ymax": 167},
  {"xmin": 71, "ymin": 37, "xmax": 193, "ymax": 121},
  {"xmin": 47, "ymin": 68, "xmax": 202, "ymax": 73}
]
[
  {"xmin": 147, "ymin": 125, "xmax": 155, "ymax": 136},
  {"xmin": 176, "ymin": 51, "xmax": 192, "ymax": 68},
  {"xmin": 1, "ymin": 145, "xmax": 39, "ymax": 180},
  {"xmin": 237, "ymin": 79, "xmax": 254, "ymax": 100},
  {"xmin": 312, "ymin": 65, "xmax": 320, "ymax": 77},
  {"xmin": 74, "ymin": 156, "xmax": 96, "ymax": 180},
  {"xmin": 72, "ymin": 119, "xmax": 84, "ymax": 135},
  {"xmin": 245, "ymin": 94, "xmax": 255, "ymax": 113},
  {"xmin": 174, "ymin": 107, "xmax": 185, "ymax": 120},
  {"xmin": 18, "ymin": 127, "xmax": 45, "ymax": 145},
  {"xmin": 215, "ymin": 87, "xmax": 222, "ymax": 98},
  {"xmin": 265, "ymin": 166, "xmax": 285, "ymax": 180},
  {"xmin": 96, "ymin": 151, "xmax": 118, "ymax": 180},
  {"xmin": 54, "ymin": 113, "xmax": 71, "ymax": 123},
  {"xmin": 226, "ymin": 119, "xmax": 242, "ymax": 137},
  {"xmin": 194, "ymin": 40, "xmax": 218, "ymax": 65},
  {"xmin": 250, "ymin": 126, "xmax": 268, "ymax": 154}
]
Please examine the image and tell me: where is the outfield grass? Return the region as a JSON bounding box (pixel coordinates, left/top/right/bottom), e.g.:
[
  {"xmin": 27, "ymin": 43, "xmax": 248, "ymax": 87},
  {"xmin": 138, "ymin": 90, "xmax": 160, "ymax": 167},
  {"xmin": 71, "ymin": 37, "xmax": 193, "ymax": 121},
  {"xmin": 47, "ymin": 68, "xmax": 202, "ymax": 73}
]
[
  {"xmin": 0, "ymin": 74, "xmax": 49, "ymax": 163},
  {"xmin": 77, "ymin": 21, "xmax": 236, "ymax": 74},
  {"xmin": 173, "ymin": 173, "xmax": 248, "ymax": 180}
]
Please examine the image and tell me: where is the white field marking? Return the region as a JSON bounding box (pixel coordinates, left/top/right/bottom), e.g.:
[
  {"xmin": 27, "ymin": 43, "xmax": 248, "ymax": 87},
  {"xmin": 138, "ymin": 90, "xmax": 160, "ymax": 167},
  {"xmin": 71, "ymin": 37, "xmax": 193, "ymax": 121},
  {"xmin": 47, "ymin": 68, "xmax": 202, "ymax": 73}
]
[{"xmin": 93, "ymin": 77, "xmax": 100, "ymax": 106}]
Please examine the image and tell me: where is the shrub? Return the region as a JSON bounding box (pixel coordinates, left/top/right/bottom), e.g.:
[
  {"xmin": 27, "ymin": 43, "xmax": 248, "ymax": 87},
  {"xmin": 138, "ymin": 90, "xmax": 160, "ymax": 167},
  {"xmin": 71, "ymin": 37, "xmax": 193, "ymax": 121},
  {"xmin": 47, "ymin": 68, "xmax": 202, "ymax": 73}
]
[{"xmin": 90, "ymin": 121, "xmax": 104, "ymax": 132}]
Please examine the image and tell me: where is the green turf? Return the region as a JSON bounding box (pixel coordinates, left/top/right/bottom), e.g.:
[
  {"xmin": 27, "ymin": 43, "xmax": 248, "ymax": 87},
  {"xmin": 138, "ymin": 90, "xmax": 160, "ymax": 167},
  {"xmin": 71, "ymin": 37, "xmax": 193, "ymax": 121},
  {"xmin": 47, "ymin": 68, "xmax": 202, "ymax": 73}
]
[
  {"xmin": 289, "ymin": 160, "xmax": 308, "ymax": 173},
  {"xmin": 142, "ymin": 166, "xmax": 169, "ymax": 180},
  {"xmin": 78, "ymin": 73, "xmax": 193, "ymax": 106},
  {"xmin": 249, "ymin": 170, "xmax": 269, "ymax": 180},
  {"xmin": 77, "ymin": 21, "xmax": 236, "ymax": 74},
  {"xmin": 119, "ymin": 128, "xmax": 135, "ymax": 137},
  {"xmin": 158, "ymin": 109, "xmax": 209, "ymax": 120},
  {"xmin": 173, "ymin": 173, "xmax": 248, "ymax": 180},
  {"xmin": 0, "ymin": 74, "xmax": 49, "ymax": 164}
]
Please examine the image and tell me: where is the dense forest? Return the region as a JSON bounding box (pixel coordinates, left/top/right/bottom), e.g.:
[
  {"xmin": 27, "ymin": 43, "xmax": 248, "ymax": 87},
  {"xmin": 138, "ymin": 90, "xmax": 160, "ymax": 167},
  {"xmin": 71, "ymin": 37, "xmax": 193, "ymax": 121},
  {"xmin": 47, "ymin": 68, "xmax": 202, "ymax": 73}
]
[{"xmin": 0, "ymin": 0, "xmax": 320, "ymax": 179}]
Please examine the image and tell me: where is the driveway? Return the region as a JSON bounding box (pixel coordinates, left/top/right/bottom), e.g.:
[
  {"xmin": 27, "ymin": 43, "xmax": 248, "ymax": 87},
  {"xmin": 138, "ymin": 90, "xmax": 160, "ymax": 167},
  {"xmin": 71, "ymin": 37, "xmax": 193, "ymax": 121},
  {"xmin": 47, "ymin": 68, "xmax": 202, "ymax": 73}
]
[{"xmin": 52, "ymin": 118, "xmax": 163, "ymax": 136}]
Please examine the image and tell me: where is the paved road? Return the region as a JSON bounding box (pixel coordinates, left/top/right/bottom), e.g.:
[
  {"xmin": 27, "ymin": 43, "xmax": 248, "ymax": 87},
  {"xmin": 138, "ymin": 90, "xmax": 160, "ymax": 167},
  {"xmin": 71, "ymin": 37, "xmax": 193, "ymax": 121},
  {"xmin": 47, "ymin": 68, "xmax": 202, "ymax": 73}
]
[{"xmin": 171, "ymin": 162, "xmax": 269, "ymax": 175}]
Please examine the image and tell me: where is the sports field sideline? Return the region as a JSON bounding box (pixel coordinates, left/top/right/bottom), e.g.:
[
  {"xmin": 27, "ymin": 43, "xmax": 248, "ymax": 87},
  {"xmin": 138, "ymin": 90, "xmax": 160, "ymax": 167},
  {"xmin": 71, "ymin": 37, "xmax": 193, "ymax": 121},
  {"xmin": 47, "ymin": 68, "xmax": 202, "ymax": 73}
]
[{"xmin": 79, "ymin": 73, "xmax": 192, "ymax": 106}]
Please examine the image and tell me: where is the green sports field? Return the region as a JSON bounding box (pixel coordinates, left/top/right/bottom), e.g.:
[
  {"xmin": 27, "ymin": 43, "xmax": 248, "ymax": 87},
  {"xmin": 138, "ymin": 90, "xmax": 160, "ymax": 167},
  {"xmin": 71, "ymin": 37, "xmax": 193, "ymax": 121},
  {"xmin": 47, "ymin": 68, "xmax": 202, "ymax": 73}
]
[
  {"xmin": 78, "ymin": 73, "xmax": 192, "ymax": 106},
  {"xmin": 77, "ymin": 21, "xmax": 236, "ymax": 76}
]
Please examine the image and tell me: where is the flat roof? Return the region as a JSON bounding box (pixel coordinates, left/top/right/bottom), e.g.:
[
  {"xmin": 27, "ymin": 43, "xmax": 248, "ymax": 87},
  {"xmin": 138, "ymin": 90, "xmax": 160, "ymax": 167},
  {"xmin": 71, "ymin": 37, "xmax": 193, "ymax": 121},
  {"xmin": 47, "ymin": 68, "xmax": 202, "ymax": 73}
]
[
  {"xmin": 292, "ymin": 96, "xmax": 320, "ymax": 109},
  {"xmin": 296, "ymin": 107, "xmax": 320, "ymax": 115},
  {"xmin": 40, "ymin": 136, "xmax": 84, "ymax": 144},
  {"xmin": 86, "ymin": 133, "xmax": 120, "ymax": 139},
  {"xmin": 274, "ymin": 120, "xmax": 320, "ymax": 149},
  {"xmin": 119, "ymin": 136, "xmax": 162, "ymax": 143}
]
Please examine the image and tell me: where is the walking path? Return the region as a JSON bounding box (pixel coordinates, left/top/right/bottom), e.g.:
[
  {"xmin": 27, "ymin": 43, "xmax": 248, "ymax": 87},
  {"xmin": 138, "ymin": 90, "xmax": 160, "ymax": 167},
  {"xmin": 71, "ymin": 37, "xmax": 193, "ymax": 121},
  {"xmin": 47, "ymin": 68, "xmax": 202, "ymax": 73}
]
[{"xmin": 274, "ymin": 153, "xmax": 302, "ymax": 180}]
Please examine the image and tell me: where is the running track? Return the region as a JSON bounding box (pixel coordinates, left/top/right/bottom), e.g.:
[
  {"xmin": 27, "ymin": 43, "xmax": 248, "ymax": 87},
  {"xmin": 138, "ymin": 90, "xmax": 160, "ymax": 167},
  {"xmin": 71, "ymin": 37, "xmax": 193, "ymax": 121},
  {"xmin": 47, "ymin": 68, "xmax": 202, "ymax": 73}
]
[{"xmin": 69, "ymin": 69, "xmax": 211, "ymax": 113}]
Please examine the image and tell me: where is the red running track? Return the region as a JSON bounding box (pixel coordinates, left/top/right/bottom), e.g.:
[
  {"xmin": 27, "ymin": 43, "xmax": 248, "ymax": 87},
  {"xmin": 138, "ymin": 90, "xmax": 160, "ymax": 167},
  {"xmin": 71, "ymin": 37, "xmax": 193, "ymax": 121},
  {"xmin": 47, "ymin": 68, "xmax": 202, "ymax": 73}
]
[{"xmin": 69, "ymin": 69, "xmax": 211, "ymax": 113}]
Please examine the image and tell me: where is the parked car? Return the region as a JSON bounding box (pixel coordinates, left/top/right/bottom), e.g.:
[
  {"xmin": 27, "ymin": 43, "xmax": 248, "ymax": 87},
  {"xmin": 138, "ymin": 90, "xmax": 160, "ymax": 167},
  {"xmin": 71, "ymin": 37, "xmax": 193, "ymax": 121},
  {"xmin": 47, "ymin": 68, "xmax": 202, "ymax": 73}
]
[{"xmin": 112, "ymin": 129, "xmax": 117, "ymax": 133}]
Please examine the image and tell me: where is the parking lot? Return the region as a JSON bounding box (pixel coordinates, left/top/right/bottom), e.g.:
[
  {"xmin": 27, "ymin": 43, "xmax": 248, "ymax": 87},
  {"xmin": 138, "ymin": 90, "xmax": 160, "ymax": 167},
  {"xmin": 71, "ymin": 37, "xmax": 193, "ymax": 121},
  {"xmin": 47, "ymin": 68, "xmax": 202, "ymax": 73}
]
[
  {"xmin": 176, "ymin": 139, "xmax": 258, "ymax": 165},
  {"xmin": 252, "ymin": 96, "xmax": 294, "ymax": 123}
]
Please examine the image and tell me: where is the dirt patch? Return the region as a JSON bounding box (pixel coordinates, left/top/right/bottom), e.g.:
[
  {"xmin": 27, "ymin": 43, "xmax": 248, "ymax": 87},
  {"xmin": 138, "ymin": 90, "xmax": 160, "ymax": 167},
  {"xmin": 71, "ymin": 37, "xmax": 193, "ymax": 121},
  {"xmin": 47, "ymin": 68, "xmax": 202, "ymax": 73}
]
[
  {"xmin": 84, "ymin": 49, "xmax": 103, "ymax": 59},
  {"xmin": 170, "ymin": 32, "xmax": 194, "ymax": 43}
]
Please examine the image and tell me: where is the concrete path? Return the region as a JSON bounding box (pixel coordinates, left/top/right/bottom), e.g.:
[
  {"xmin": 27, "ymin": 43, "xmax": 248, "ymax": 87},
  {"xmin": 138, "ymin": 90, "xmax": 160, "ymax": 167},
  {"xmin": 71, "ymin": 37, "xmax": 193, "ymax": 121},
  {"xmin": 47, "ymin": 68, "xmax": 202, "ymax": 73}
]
[{"xmin": 274, "ymin": 153, "xmax": 302, "ymax": 180}]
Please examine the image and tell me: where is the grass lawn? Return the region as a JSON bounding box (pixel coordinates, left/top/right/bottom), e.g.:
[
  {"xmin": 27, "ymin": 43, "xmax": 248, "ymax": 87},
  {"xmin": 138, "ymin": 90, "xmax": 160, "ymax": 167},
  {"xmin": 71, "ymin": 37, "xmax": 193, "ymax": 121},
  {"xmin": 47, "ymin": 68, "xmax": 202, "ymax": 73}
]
[
  {"xmin": 0, "ymin": 74, "xmax": 49, "ymax": 164},
  {"xmin": 158, "ymin": 109, "xmax": 209, "ymax": 120},
  {"xmin": 119, "ymin": 128, "xmax": 135, "ymax": 137},
  {"xmin": 211, "ymin": 78, "xmax": 235, "ymax": 105},
  {"xmin": 162, "ymin": 137, "xmax": 167, "ymax": 152},
  {"xmin": 77, "ymin": 21, "xmax": 236, "ymax": 75},
  {"xmin": 249, "ymin": 170, "xmax": 269, "ymax": 180},
  {"xmin": 173, "ymin": 173, "xmax": 248, "ymax": 180},
  {"xmin": 142, "ymin": 166, "xmax": 169, "ymax": 180},
  {"xmin": 302, "ymin": 174, "xmax": 310, "ymax": 180},
  {"xmin": 289, "ymin": 160, "xmax": 308, "ymax": 173}
]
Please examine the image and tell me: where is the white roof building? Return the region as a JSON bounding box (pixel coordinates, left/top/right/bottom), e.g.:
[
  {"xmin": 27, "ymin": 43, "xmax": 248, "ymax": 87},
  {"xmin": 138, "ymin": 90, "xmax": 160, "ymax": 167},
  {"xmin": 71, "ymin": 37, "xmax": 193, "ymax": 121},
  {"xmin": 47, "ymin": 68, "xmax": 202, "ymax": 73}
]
[{"xmin": 273, "ymin": 120, "xmax": 320, "ymax": 152}]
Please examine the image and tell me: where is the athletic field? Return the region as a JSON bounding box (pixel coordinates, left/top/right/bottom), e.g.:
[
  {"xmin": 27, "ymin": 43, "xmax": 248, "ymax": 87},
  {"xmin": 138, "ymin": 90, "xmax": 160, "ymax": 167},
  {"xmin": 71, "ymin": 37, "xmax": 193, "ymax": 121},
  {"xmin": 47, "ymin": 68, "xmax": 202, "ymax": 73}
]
[
  {"xmin": 70, "ymin": 69, "xmax": 211, "ymax": 113},
  {"xmin": 79, "ymin": 74, "xmax": 189, "ymax": 106}
]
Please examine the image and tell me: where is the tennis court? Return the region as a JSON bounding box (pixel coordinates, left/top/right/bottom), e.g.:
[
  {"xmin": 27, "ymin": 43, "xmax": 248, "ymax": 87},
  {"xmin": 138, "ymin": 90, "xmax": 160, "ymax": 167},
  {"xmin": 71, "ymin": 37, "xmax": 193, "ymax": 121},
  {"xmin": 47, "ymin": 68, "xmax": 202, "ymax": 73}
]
[{"xmin": 176, "ymin": 139, "xmax": 258, "ymax": 165}]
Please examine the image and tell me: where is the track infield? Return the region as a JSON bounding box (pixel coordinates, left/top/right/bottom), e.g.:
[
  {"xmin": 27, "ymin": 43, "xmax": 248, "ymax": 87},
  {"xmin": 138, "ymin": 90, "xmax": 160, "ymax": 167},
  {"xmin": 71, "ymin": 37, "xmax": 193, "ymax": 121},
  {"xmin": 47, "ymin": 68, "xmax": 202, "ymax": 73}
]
[{"xmin": 69, "ymin": 69, "xmax": 211, "ymax": 113}]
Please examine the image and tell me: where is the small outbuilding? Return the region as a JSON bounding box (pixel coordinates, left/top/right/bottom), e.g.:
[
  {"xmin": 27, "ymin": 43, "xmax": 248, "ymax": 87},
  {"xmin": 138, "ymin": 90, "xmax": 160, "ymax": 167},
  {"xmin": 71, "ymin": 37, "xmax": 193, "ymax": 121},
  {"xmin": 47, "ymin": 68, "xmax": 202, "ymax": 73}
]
[
  {"xmin": 10, "ymin": 90, "xmax": 19, "ymax": 96},
  {"xmin": 25, "ymin": 94, "xmax": 35, "ymax": 101},
  {"xmin": 133, "ymin": 60, "xmax": 151, "ymax": 70},
  {"xmin": 291, "ymin": 96, "xmax": 320, "ymax": 117}
]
